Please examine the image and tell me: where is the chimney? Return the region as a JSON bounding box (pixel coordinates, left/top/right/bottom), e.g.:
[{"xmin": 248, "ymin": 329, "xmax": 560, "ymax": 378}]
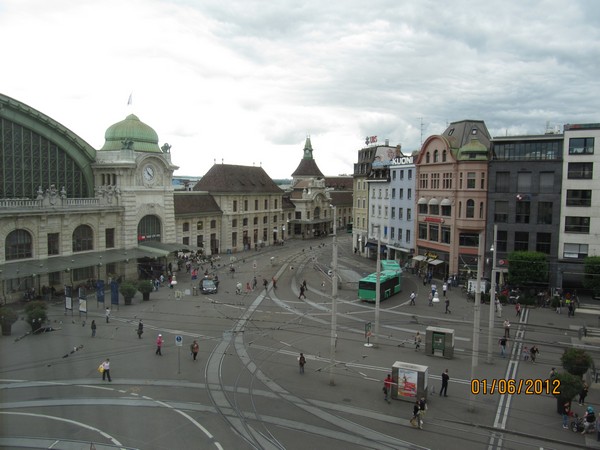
[{"xmin": 385, "ymin": 139, "xmax": 389, "ymax": 146}]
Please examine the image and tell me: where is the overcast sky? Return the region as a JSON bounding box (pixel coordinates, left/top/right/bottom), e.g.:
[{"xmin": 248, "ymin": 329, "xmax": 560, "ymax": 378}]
[{"xmin": 2, "ymin": 0, "xmax": 599, "ymax": 179}]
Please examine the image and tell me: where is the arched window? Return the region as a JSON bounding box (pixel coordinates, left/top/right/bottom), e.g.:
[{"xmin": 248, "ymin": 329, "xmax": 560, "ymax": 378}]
[
  {"xmin": 442, "ymin": 150, "xmax": 447, "ymax": 162},
  {"xmin": 5, "ymin": 229, "xmax": 33, "ymax": 260},
  {"xmin": 426, "ymin": 152, "xmax": 430, "ymax": 163},
  {"xmin": 138, "ymin": 215, "xmax": 161, "ymax": 242},
  {"xmin": 433, "ymin": 150, "xmax": 439, "ymax": 162},
  {"xmin": 466, "ymin": 199, "xmax": 475, "ymax": 218},
  {"xmin": 73, "ymin": 225, "xmax": 94, "ymax": 252}
]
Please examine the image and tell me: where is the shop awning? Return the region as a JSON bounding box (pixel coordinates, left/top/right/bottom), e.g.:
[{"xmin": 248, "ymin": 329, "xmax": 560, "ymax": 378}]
[
  {"xmin": 387, "ymin": 244, "xmax": 410, "ymax": 253},
  {"xmin": 428, "ymin": 259, "xmax": 444, "ymax": 266},
  {"xmin": 139, "ymin": 241, "xmax": 202, "ymax": 252},
  {"xmin": 412, "ymin": 255, "xmax": 427, "ymax": 262}
]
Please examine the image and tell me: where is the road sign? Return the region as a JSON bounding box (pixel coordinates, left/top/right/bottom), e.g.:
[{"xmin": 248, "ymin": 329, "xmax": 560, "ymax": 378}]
[{"xmin": 175, "ymin": 335, "xmax": 183, "ymax": 347}]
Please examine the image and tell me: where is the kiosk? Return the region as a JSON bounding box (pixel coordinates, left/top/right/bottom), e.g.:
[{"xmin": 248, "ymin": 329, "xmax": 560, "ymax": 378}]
[
  {"xmin": 425, "ymin": 326, "xmax": 455, "ymax": 359},
  {"xmin": 391, "ymin": 361, "xmax": 429, "ymax": 402}
]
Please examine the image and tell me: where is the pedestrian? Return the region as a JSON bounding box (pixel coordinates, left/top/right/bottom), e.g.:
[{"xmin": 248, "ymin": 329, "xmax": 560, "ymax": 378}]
[
  {"xmin": 100, "ymin": 358, "xmax": 111, "ymax": 382},
  {"xmin": 105, "ymin": 307, "xmax": 111, "ymax": 323},
  {"xmin": 190, "ymin": 339, "xmax": 199, "ymax": 361},
  {"xmin": 428, "ymin": 292, "xmax": 433, "ymax": 307},
  {"xmin": 252, "ymin": 276, "xmax": 257, "ymax": 290},
  {"xmin": 549, "ymin": 367, "xmax": 557, "ymax": 379},
  {"xmin": 137, "ymin": 320, "xmax": 144, "ymax": 339},
  {"xmin": 272, "ymin": 277, "xmax": 277, "ymax": 289},
  {"xmin": 236, "ymin": 282, "xmax": 242, "ymax": 295},
  {"xmin": 298, "ymin": 352, "xmax": 306, "ymax": 374},
  {"xmin": 562, "ymin": 400, "xmax": 572, "ymax": 429},
  {"xmin": 579, "ymin": 382, "xmax": 589, "ymax": 405},
  {"xmin": 522, "ymin": 346, "xmax": 529, "ymax": 361},
  {"xmin": 447, "ymin": 276, "xmax": 452, "ymax": 291},
  {"xmin": 246, "ymin": 282, "xmax": 251, "ymax": 292},
  {"xmin": 499, "ymin": 336, "xmax": 507, "ymax": 358},
  {"xmin": 411, "ymin": 400, "xmax": 422, "ymax": 429},
  {"xmin": 431, "ymin": 283, "xmax": 437, "ymax": 297},
  {"xmin": 409, "ymin": 291, "xmax": 416, "ymax": 306},
  {"xmin": 156, "ymin": 334, "xmax": 163, "ymax": 355},
  {"xmin": 440, "ymin": 369, "xmax": 449, "ymax": 397},
  {"xmin": 383, "ymin": 374, "xmax": 393, "ymax": 403},
  {"xmin": 418, "ymin": 396, "xmax": 427, "ymax": 419},
  {"xmin": 444, "ymin": 297, "xmax": 451, "ymax": 314},
  {"xmin": 302, "ymin": 280, "xmax": 307, "ymax": 290},
  {"xmin": 414, "ymin": 332, "xmax": 422, "ymax": 351},
  {"xmin": 91, "ymin": 320, "xmax": 96, "ymax": 337},
  {"xmin": 263, "ymin": 278, "xmax": 268, "ymax": 291},
  {"xmin": 529, "ymin": 345, "xmax": 539, "ymax": 363},
  {"xmin": 299, "ymin": 285, "xmax": 306, "ymax": 300},
  {"xmin": 568, "ymin": 303, "xmax": 574, "ymax": 317},
  {"xmin": 515, "ymin": 302, "xmax": 521, "ymax": 317},
  {"xmin": 503, "ymin": 320, "xmax": 511, "ymax": 338},
  {"xmin": 443, "ymin": 282, "xmax": 448, "ymax": 297}
]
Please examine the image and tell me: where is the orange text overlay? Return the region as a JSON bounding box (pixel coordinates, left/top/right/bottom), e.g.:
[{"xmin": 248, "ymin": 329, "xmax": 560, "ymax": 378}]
[{"xmin": 470, "ymin": 378, "xmax": 560, "ymax": 395}]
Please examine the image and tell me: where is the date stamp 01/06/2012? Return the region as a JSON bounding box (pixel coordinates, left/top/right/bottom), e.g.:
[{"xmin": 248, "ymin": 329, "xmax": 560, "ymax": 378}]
[{"xmin": 471, "ymin": 378, "xmax": 560, "ymax": 395}]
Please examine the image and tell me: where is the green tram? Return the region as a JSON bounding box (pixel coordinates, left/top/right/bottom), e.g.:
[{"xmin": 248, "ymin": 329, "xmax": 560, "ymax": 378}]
[{"xmin": 358, "ymin": 260, "xmax": 402, "ymax": 302}]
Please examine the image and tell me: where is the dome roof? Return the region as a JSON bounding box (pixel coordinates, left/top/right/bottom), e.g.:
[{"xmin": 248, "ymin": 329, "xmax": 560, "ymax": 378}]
[{"xmin": 100, "ymin": 114, "xmax": 162, "ymax": 152}]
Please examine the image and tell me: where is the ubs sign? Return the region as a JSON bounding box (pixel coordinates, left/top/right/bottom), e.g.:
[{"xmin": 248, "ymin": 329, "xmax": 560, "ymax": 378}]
[{"xmin": 392, "ymin": 156, "xmax": 413, "ymax": 165}]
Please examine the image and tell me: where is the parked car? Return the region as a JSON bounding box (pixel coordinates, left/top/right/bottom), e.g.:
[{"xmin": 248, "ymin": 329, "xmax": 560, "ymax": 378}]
[{"xmin": 200, "ymin": 278, "xmax": 218, "ymax": 294}]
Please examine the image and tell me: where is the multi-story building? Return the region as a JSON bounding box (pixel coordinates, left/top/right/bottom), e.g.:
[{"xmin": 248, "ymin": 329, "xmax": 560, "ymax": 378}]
[
  {"xmin": 388, "ymin": 153, "xmax": 416, "ymax": 264},
  {"xmin": 558, "ymin": 123, "xmax": 600, "ymax": 289},
  {"xmin": 487, "ymin": 131, "xmax": 564, "ymax": 287},
  {"xmin": 414, "ymin": 120, "xmax": 491, "ymax": 280}
]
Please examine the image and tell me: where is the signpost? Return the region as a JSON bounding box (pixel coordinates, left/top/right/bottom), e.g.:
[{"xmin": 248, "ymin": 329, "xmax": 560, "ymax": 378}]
[{"xmin": 175, "ymin": 335, "xmax": 183, "ymax": 374}]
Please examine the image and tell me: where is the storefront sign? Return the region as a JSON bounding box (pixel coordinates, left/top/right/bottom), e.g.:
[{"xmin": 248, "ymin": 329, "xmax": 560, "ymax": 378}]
[{"xmin": 424, "ymin": 217, "xmax": 444, "ymax": 223}]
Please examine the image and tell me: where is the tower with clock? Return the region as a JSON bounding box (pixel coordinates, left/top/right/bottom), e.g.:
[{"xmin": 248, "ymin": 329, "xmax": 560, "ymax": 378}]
[{"xmin": 95, "ymin": 113, "xmax": 178, "ymax": 248}]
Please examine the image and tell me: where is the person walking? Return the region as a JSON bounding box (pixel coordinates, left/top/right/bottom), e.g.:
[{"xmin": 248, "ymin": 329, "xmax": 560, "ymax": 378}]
[
  {"xmin": 91, "ymin": 320, "xmax": 97, "ymax": 337},
  {"xmin": 137, "ymin": 320, "xmax": 144, "ymax": 339},
  {"xmin": 503, "ymin": 320, "xmax": 511, "ymax": 338},
  {"xmin": 101, "ymin": 358, "xmax": 111, "ymax": 382},
  {"xmin": 562, "ymin": 400, "xmax": 572, "ymax": 429},
  {"xmin": 411, "ymin": 400, "xmax": 422, "ymax": 429},
  {"xmin": 499, "ymin": 336, "xmax": 508, "ymax": 358},
  {"xmin": 298, "ymin": 353, "xmax": 306, "ymax": 374},
  {"xmin": 529, "ymin": 345, "xmax": 539, "ymax": 363},
  {"xmin": 156, "ymin": 334, "xmax": 163, "ymax": 356},
  {"xmin": 236, "ymin": 282, "xmax": 242, "ymax": 295},
  {"xmin": 414, "ymin": 332, "xmax": 422, "ymax": 351},
  {"xmin": 252, "ymin": 276, "xmax": 257, "ymax": 290},
  {"xmin": 579, "ymin": 382, "xmax": 589, "ymax": 405},
  {"xmin": 418, "ymin": 396, "xmax": 427, "ymax": 419},
  {"xmin": 442, "ymin": 282, "xmax": 448, "ymax": 297},
  {"xmin": 190, "ymin": 340, "xmax": 199, "ymax": 361},
  {"xmin": 105, "ymin": 307, "xmax": 111, "ymax": 323},
  {"xmin": 522, "ymin": 346, "xmax": 529, "ymax": 361},
  {"xmin": 409, "ymin": 291, "xmax": 416, "ymax": 306},
  {"xmin": 263, "ymin": 278, "xmax": 269, "ymax": 291},
  {"xmin": 428, "ymin": 292, "xmax": 433, "ymax": 307},
  {"xmin": 444, "ymin": 297, "xmax": 451, "ymax": 314},
  {"xmin": 568, "ymin": 302, "xmax": 575, "ymax": 317},
  {"xmin": 272, "ymin": 277, "xmax": 277, "ymax": 289},
  {"xmin": 302, "ymin": 280, "xmax": 307, "ymax": 290},
  {"xmin": 440, "ymin": 369, "xmax": 449, "ymax": 397},
  {"xmin": 299, "ymin": 284, "xmax": 306, "ymax": 300},
  {"xmin": 515, "ymin": 302, "xmax": 521, "ymax": 318},
  {"xmin": 383, "ymin": 374, "xmax": 393, "ymax": 403}
]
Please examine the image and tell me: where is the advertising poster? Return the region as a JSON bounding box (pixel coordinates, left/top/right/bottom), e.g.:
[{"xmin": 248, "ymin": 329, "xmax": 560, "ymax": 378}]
[
  {"xmin": 64, "ymin": 285, "xmax": 73, "ymax": 311},
  {"xmin": 96, "ymin": 279, "xmax": 105, "ymax": 303},
  {"xmin": 396, "ymin": 368, "xmax": 418, "ymax": 399}
]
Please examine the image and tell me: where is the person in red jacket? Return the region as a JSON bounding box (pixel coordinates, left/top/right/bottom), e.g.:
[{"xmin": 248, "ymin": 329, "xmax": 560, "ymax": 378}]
[
  {"xmin": 383, "ymin": 374, "xmax": 393, "ymax": 403},
  {"xmin": 156, "ymin": 334, "xmax": 163, "ymax": 355}
]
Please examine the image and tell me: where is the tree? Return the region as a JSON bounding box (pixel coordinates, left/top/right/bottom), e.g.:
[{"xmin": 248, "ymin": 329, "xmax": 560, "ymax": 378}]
[
  {"xmin": 0, "ymin": 307, "xmax": 19, "ymax": 336},
  {"xmin": 137, "ymin": 280, "xmax": 154, "ymax": 301},
  {"xmin": 24, "ymin": 301, "xmax": 48, "ymax": 333},
  {"xmin": 119, "ymin": 282, "xmax": 138, "ymax": 305},
  {"xmin": 583, "ymin": 256, "xmax": 600, "ymax": 298},
  {"xmin": 553, "ymin": 371, "xmax": 584, "ymax": 414},
  {"xmin": 507, "ymin": 251, "xmax": 548, "ymax": 287},
  {"xmin": 561, "ymin": 348, "xmax": 593, "ymax": 377}
]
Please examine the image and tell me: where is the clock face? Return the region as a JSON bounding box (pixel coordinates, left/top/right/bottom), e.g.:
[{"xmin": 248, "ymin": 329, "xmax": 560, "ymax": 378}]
[{"xmin": 143, "ymin": 164, "xmax": 155, "ymax": 182}]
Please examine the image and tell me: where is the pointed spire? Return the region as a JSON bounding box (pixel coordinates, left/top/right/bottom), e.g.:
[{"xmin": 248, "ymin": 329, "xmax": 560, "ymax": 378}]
[{"xmin": 303, "ymin": 136, "xmax": 313, "ymax": 159}]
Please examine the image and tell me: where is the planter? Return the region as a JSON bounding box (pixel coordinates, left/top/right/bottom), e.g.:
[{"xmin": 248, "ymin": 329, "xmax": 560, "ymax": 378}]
[
  {"xmin": 1, "ymin": 324, "xmax": 12, "ymax": 336},
  {"xmin": 142, "ymin": 292, "xmax": 150, "ymax": 301},
  {"xmin": 124, "ymin": 297, "xmax": 133, "ymax": 305}
]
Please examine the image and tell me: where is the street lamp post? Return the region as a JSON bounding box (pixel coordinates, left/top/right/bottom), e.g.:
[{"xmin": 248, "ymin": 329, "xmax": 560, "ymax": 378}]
[
  {"xmin": 329, "ymin": 206, "xmax": 338, "ymax": 385},
  {"xmin": 374, "ymin": 225, "xmax": 381, "ymax": 348},
  {"xmin": 487, "ymin": 224, "xmax": 498, "ymax": 364},
  {"xmin": 469, "ymin": 231, "xmax": 484, "ymax": 411}
]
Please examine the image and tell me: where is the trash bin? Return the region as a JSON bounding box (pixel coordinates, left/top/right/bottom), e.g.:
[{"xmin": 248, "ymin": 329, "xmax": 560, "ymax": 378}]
[{"xmin": 193, "ymin": 287, "xmax": 198, "ymax": 296}]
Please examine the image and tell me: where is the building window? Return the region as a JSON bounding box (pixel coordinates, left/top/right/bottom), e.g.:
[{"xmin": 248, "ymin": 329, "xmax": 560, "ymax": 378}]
[
  {"xmin": 385, "ymin": 189, "xmax": 389, "ymax": 199},
  {"xmin": 418, "ymin": 203, "xmax": 427, "ymax": 214},
  {"xmin": 479, "ymin": 202, "xmax": 484, "ymax": 219},
  {"xmin": 398, "ymin": 228, "xmax": 403, "ymax": 241},
  {"xmin": 429, "ymin": 224, "xmax": 439, "ymax": 242},
  {"xmin": 539, "ymin": 172, "xmax": 554, "ymax": 193},
  {"xmin": 183, "ymin": 222, "xmax": 190, "ymax": 232},
  {"xmin": 264, "ymin": 199, "xmax": 268, "ymax": 209},
  {"xmin": 514, "ymin": 231, "xmax": 529, "ymax": 251},
  {"xmin": 407, "ymin": 189, "xmax": 412, "ymax": 200},
  {"xmin": 407, "ymin": 208, "xmax": 411, "ymax": 220},
  {"xmin": 467, "ymin": 172, "xmax": 476, "ymax": 189},
  {"xmin": 197, "ymin": 235, "xmax": 204, "ymax": 248},
  {"xmin": 442, "ymin": 150, "xmax": 447, "ymax": 162},
  {"xmin": 537, "ymin": 202, "xmax": 553, "ymax": 224},
  {"xmin": 419, "ymin": 223, "xmax": 427, "ymax": 239},
  {"xmin": 244, "ymin": 200, "xmax": 248, "ymax": 211},
  {"xmin": 419, "ymin": 173, "xmax": 428, "ymax": 189},
  {"xmin": 254, "ymin": 217, "xmax": 258, "ymax": 225},
  {"xmin": 392, "ymin": 170, "xmax": 396, "ymax": 180},
  {"xmin": 183, "ymin": 237, "xmax": 190, "ymax": 245},
  {"xmin": 372, "ymin": 205, "xmax": 375, "ymax": 215},
  {"xmin": 73, "ymin": 225, "xmax": 93, "ymax": 252},
  {"xmin": 233, "ymin": 200, "xmax": 237, "ymax": 212},
  {"xmin": 459, "ymin": 172, "xmax": 463, "ymax": 189},
  {"xmin": 426, "ymin": 152, "xmax": 430, "ymax": 163},
  {"xmin": 431, "ymin": 173, "xmax": 440, "ymax": 189},
  {"xmin": 566, "ymin": 190, "xmax": 592, "ymax": 207},
  {"xmin": 255, "ymin": 199, "xmax": 259, "ymax": 210},
  {"xmin": 497, "ymin": 230, "xmax": 507, "ymax": 252},
  {"xmin": 400, "ymin": 170, "xmax": 404, "ymax": 180},
  {"xmin": 197, "ymin": 221, "xmax": 204, "ymax": 230},
  {"xmin": 105, "ymin": 228, "xmax": 115, "ymax": 249},
  {"xmin": 567, "ymin": 162, "xmax": 593, "ymax": 179},
  {"xmin": 372, "ymin": 190, "xmax": 375, "ymax": 199},
  {"xmin": 232, "ymin": 232, "xmax": 237, "ymax": 247},
  {"xmin": 210, "ymin": 220, "xmax": 216, "ymax": 229},
  {"xmin": 275, "ymin": 199, "xmax": 278, "ymax": 209},
  {"xmin": 399, "ymin": 188, "xmax": 404, "ymax": 199},
  {"xmin": 433, "ymin": 150, "xmax": 439, "ymax": 162},
  {"xmin": 569, "ymin": 137, "xmax": 594, "ymax": 155},
  {"xmin": 378, "ymin": 205, "xmax": 382, "ymax": 217},
  {"xmin": 480, "ymin": 172, "xmax": 485, "ymax": 189},
  {"xmin": 536, "ymin": 233, "xmax": 551, "ymax": 254},
  {"xmin": 429, "ymin": 204, "xmax": 439, "ymax": 215},
  {"xmin": 391, "ymin": 207, "xmax": 395, "ymax": 219},
  {"xmin": 563, "ymin": 243, "xmax": 588, "ymax": 259},
  {"xmin": 517, "ymin": 172, "xmax": 532, "ymax": 192},
  {"xmin": 138, "ymin": 215, "xmax": 161, "ymax": 242},
  {"xmin": 392, "ymin": 188, "xmax": 396, "ymax": 199},
  {"xmin": 441, "ymin": 204, "xmax": 451, "ymax": 216},
  {"xmin": 263, "ymin": 216, "xmax": 268, "ymax": 224},
  {"xmin": 6, "ymin": 229, "xmax": 33, "ymax": 260},
  {"xmin": 466, "ymin": 199, "xmax": 475, "ymax": 218},
  {"xmin": 399, "ymin": 208, "xmax": 403, "ymax": 219},
  {"xmin": 232, "ymin": 219, "xmax": 238, "ymax": 228},
  {"xmin": 243, "ymin": 218, "xmax": 248, "ymax": 226},
  {"xmin": 495, "ymin": 172, "xmax": 510, "ymax": 193},
  {"xmin": 459, "ymin": 233, "xmax": 479, "ymax": 247},
  {"xmin": 406, "ymin": 229, "xmax": 410, "ymax": 243},
  {"xmin": 441, "ymin": 226, "xmax": 451, "ymax": 244},
  {"xmin": 48, "ymin": 232, "xmax": 60, "ymax": 255},
  {"xmin": 357, "ymin": 198, "xmax": 360, "ymax": 208},
  {"xmin": 565, "ymin": 216, "xmax": 590, "ymax": 233},
  {"xmin": 515, "ymin": 201, "xmax": 530, "ymax": 224},
  {"xmin": 408, "ymin": 169, "xmax": 412, "ymax": 180},
  {"xmin": 378, "ymin": 189, "xmax": 382, "ymax": 199},
  {"xmin": 495, "ymin": 201, "xmax": 508, "ymax": 223},
  {"xmin": 443, "ymin": 173, "xmax": 452, "ymax": 189}
]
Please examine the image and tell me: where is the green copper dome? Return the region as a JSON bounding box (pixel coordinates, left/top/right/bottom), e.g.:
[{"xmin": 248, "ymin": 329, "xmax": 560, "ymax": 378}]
[
  {"xmin": 455, "ymin": 137, "xmax": 488, "ymax": 161},
  {"xmin": 100, "ymin": 114, "xmax": 161, "ymax": 152}
]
